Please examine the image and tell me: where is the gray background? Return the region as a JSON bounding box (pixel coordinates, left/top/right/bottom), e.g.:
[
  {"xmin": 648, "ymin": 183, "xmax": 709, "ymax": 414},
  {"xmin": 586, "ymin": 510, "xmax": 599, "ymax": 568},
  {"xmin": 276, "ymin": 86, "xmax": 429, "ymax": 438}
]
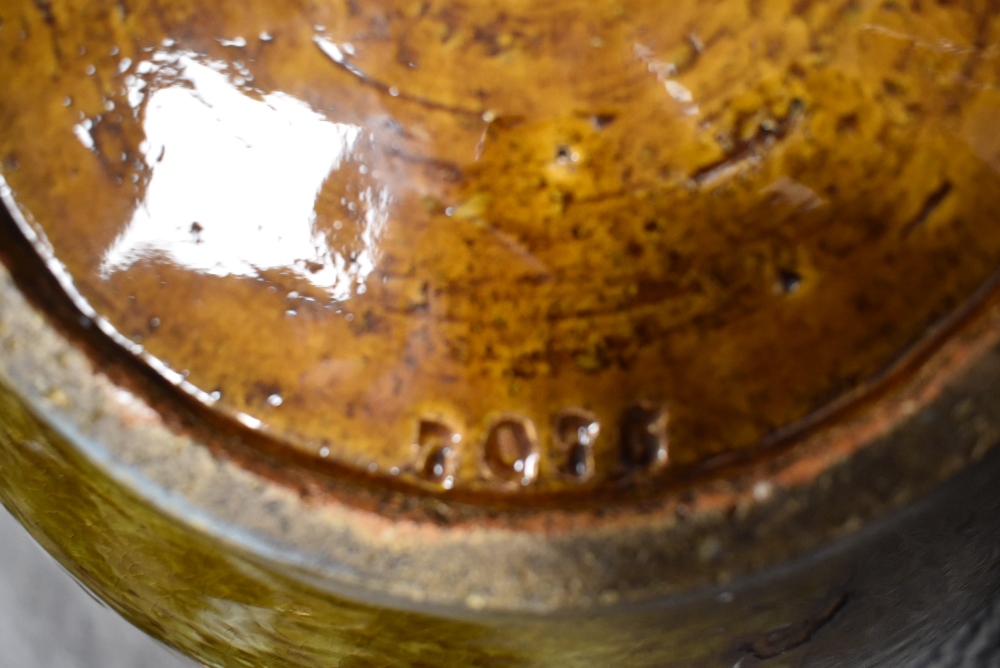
[{"xmin": 1, "ymin": 504, "xmax": 998, "ymax": 667}]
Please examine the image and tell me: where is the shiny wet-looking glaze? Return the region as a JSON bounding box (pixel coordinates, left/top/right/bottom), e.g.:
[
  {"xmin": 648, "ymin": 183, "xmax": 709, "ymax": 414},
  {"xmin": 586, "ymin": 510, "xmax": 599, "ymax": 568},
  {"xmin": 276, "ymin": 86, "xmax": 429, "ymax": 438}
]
[{"xmin": 1, "ymin": 0, "xmax": 1000, "ymax": 500}]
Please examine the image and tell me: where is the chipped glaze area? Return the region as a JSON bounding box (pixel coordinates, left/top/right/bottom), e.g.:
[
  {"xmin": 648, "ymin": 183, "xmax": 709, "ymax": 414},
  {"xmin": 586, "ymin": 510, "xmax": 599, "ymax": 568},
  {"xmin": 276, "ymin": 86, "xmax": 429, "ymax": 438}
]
[{"xmin": 2, "ymin": 0, "xmax": 1000, "ymax": 498}]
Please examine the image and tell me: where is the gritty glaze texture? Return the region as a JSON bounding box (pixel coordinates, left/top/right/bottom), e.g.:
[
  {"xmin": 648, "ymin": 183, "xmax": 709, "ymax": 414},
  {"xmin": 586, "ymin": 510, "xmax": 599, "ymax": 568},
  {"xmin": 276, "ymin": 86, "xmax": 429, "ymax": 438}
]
[{"xmin": 2, "ymin": 0, "xmax": 1000, "ymax": 499}]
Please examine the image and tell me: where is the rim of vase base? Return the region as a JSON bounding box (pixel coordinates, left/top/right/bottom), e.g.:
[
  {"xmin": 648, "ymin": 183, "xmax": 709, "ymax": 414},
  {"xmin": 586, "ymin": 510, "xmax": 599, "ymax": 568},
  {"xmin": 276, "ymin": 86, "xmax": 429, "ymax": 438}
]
[{"xmin": 3, "ymin": 201, "xmax": 1000, "ymax": 615}]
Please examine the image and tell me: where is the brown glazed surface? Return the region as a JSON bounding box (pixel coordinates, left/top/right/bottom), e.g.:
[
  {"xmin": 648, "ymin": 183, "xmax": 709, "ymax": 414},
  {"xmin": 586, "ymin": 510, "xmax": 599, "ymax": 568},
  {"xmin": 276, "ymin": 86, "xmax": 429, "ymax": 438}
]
[{"xmin": 2, "ymin": 0, "xmax": 1000, "ymax": 500}]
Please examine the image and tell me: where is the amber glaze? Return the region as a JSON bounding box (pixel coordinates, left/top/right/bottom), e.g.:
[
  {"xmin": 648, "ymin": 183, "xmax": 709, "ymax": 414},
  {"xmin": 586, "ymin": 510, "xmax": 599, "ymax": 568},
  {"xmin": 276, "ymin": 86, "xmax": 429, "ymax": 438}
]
[{"xmin": 2, "ymin": 0, "xmax": 1000, "ymax": 499}]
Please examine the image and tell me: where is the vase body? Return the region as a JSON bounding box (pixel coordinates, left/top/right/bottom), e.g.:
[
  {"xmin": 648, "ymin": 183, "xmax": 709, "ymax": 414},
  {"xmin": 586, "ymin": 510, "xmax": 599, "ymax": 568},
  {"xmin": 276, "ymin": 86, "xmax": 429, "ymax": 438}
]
[{"xmin": 2, "ymin": 0, "xmax": 1000, "ymax": 664}]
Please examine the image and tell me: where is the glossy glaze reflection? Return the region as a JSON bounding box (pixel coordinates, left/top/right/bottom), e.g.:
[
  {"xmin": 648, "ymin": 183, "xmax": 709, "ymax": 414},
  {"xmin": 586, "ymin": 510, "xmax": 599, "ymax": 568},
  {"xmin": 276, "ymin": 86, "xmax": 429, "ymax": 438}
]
[{"xmin": 2, "ymin": 0, "xmax": 1000, "ymax": 499}]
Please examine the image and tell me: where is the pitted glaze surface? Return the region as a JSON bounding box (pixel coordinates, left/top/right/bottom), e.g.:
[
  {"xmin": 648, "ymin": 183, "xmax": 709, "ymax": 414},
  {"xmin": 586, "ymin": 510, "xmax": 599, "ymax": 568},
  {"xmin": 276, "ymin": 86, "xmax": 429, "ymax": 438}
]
[{"xmin": 2, "ymin": 0, "xmax": 1000, "ymax": 499}]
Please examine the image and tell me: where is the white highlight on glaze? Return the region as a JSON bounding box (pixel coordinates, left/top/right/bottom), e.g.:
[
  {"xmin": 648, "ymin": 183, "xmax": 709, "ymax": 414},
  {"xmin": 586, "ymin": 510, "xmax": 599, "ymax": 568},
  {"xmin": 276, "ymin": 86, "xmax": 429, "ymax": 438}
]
[
  {"xmin": 98, "ymin": 51, "xmax": 390, "ymax": 303},
  {"xmin": 521, "ymin": 452, "xmax": 540, "ymax": 485},
  {"xmin": 633, "ymin": 43, "xmax": 700, "ymax": 117},
  {"xmin": 752, "ymin": 480, "xmax": 775, "ymax": 502},
  {"xmin": 313, "ymin": 36, "xmax": 364, "ymax": 78},
  {"xmin": 237, "ymin": 412, "xmax": 263, "ymax": 430},
  {"xmin": 664, "ymin": 80, "xmax": 693, "ymax": 103},
  {"xmin": 217, "ymin": 36, "xmax": 247, "ymax": 48},
  {"xmin": 73, "ymin": 119, "xmax": 95, "ymax": 151}
]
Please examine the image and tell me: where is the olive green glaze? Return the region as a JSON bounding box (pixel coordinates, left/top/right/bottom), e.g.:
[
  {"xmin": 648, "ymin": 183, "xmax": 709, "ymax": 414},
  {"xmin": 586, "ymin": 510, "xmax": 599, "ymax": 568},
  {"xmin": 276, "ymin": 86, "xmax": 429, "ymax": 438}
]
[{"xmin": 3, "ymin": 0, "xmax": 1000, "ymax": 499}]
